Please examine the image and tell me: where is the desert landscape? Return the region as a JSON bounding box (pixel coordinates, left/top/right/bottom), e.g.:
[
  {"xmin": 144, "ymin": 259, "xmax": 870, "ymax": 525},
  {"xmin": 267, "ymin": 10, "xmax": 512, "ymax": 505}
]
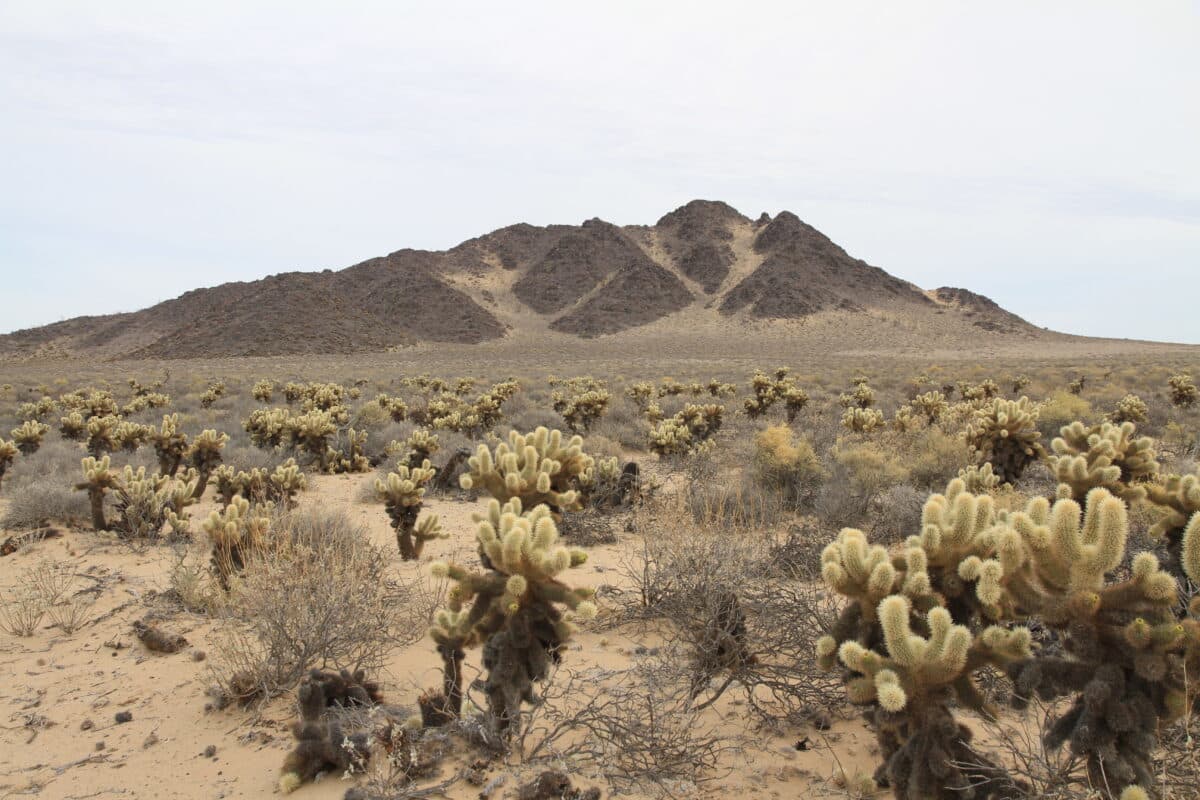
[{"xmin": 0, "ymin": 199, "xmax": 1198, "ymax": 800}]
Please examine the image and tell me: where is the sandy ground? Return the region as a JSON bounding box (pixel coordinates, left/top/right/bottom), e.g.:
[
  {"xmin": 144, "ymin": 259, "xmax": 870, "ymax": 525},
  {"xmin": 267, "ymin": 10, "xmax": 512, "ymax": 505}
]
[{"xmin": 0, "ymin": 474, "xmax": 880, "ymax": 800}]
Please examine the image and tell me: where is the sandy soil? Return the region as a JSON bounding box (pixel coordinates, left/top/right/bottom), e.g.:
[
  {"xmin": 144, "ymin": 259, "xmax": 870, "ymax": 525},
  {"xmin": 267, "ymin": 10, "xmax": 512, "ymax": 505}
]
[{"xmin": 0, "ymin": 474, "xmax": 880, "ymax": 800}]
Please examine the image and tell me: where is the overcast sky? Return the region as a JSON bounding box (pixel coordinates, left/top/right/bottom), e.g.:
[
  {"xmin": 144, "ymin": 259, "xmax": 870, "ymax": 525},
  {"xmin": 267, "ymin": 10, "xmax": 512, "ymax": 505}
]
[{"xmin": 1, "ymin": 2, "xmax": 1197, "ymax": 342}]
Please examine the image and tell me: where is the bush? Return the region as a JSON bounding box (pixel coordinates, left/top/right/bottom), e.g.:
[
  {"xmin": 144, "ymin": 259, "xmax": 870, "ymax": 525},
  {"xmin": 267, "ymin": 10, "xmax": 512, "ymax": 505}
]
[
  {"xmin": 208, "ymin": 507, "xmax": 432, "ymax": 704},
  {"xmin": 904, "ymin": 427, "xmax": 971, "ymax": 489},
  {"xmin": 750, "ymin": 424, "xmax": 825, "ymax": 508},
  {"xmin": 1038, "ymin": 390, "xmax": 1092, "ymax": 438}
]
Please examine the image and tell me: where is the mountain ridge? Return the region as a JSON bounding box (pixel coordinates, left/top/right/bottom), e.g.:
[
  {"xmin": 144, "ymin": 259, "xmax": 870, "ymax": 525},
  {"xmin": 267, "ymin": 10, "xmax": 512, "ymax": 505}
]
[{"xmin": 1, "ymin": 200, "xmax": 1055, "ymax": 361}]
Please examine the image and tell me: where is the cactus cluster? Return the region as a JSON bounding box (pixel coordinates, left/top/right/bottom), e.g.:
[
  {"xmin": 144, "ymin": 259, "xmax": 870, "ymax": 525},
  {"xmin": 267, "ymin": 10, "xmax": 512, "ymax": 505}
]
[
  {"xmin": 550, "ymin": 376, "xmax": 611, "ymax": 433},
  {"xmin": 963, "ymin": 397, "xmax": 1044, "ymax": 484},
  {"xmin": 744, "ymin": 368, "xmax": 808, "ymax": 422},
  {"xmin": 908, "ymin": 391, "xmax": 948, "ymax": 424},
  {"xmin": 648, "ymin": 403, "xmax": 724, "ymax": 456},
  {"xmin": 841, "ymin": 406, "xmax": 885, "ymax": 434},
  {"xmin": 252, "ymin": 379, "xmax": 275, "ymax": 402},
  {"xmin": 204, "ymin": 496, "xmax": 273, "ymax": 588},
  {"xmin": 17, "ymin": 396, "xmax": 56, "ymax": 421},
  {"xmin": 376, "ymin": 459, "xmax": 445, "ymax": 560},
  {"xmin": 199, "ymin": 380, "xmax": 227, "ymax": 408},
  {"xmin": 1110, "ymin": 393, "xmax": 1149, "ymax": 424},
  {"xmin": 1048, "ymin": 421, "xmax": 1157, "ymax": 502},
  {"xmin": 0, "ymin": 439, "xmax": 17, "ymax": 492},
  {"xmin": 460, "ymin": 427, "xmax": 595, "ymax": 513},
  {"xmin": 426, "ymin": 498, "xmax": 595, "ymax": 733},
  {"xmin": 10, "ymin": 420, "xmax": 49, "ymax": 455},
  {"xmin": 1167, "ymin": 373, "xmax": 1196, "ymax": 408},
  {"xmin": 111, "ymin": 465, "xmax": 198, "ymax": 539},
  {"xmin": 839, "ymin": 376, "xmax": 877, "ymax": 410},
  {"xmin": 375, "ymin": 393, "xmax": 409, "ymax": 422},
  {"xmin": 150, "ymin": 414, "xmax": 189, "ymax": 477},
  {"xmin": 186, "ymin": 429, "xmax": 229, "ymax": 498},
  {"xmin": 819, "ymin": 477, "xmax": 1200, "ymax": 799}
]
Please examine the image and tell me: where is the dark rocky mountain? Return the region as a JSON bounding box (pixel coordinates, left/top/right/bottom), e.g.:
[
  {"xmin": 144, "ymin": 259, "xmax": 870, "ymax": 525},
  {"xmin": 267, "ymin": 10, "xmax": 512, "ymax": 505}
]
[{"xmin": 0, "ymin": 200, "xmax": 1041, "ymax": 360}]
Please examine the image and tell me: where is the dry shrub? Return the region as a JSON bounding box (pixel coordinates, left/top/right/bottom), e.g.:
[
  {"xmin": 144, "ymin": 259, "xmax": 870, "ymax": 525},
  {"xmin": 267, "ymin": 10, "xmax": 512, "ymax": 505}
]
[
  {"xmin": 903, "ymin": 427, "xmax": 971, "ymax": 489},
  {"xmin": 816, "ymin": 442, "xmax": 909, "ymax": 527},
  {"xmin": 0, "ymin": 439, "xmax": 91, "ymax": 529},
  {"xmin": 167, "ymin": 545, "xmax": 225, "ymax": 614},
  {"xmin": 208, "ymin": 507, "xmax": 435, "ymax": 704},
  {"xmin": 1038, "ymin": 390, "xmax": 1093, "ymax": 438},
  {"xmin": 868, "ymin": 484, "xmax": 926, "ymax": 545},
  {"xmin": 0, "ymin": 559, "xmax": 94, "ymax": 636},
  {"xmin": 683, "ymin": 475, "xmax": 783, "ymax": 529},
  {"xmin": 622, "ymin": 498, "xmax": 841, "ymax": 724},
  {"xmin": 512, "ymin": 656, "xmax": 735, "ymax": 794},
  {"xmin": 751, "ymin": 424, "xmax": 825, "ymax": 508}
]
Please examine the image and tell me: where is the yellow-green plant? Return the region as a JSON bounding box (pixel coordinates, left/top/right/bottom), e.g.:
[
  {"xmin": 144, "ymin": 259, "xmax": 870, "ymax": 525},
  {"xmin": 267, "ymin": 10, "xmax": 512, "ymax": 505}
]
[
  {"xmin": 85, "ymin": 414, "xmax": 120, "ymax": 457},
  {"xmin": 60, "ymin": 411, "xmax": 86, "ymax": 441},
  {"xmin": 10, "ymin": 420, "xmax": 49, "ymax": 455},
  {"xmin": 252, "ymin": 379, "xmax": 275, "ymax": 403},
  {"xmin": 17, "ymin": 396, "xmax": 56, "ymax": 422},
  {"xmin": 909, "ymin": 391, "xmax": 948, "ymax": 424},
  {"xmin": 1167, "ymin": 373, "xmax": 1196, "ymax": 408},
  {"xmin": 401, "ymin": 428, "xmax": 440, "ymax": 468},
  {"xmin": 839, "ymin": 377, "xmax": 876, "ymax": 410},
  {"xmin": 956, "ymin": 462, "xmax": 1001, "ymax": 494},
  {"xmin": 269, "ymin": 459, "xmax": 307, "ymax": 509},
  {"xmin": 376, "ymin": 459, "xmax": 444, "ymax": 560},
  {"xmin": 200, "ymin": 380, "xmax": 226, "ymax": 409},
  {"xmin": 75, "ymin": 456, "xmax": 121, "ymax": 531},
  {"xmin": 150, "ymin": 414, "xmax": 189, "ymax": 477},
  {"xmin": 550, "ymin": 377, "xmax": 611, "ymax": 433},
  {"xmin": 649, "ymin": 403, "xmax": 724, "ymax": 456},
  {"xmin": 1068, "ymin": 376, "xmax": 1085, "ymax": 395},
  {"xmin": 375, "ymin": 393, "xmax": 409, "ymax": 422},
  {"xmin": 460, "ymin": 427, "xmax": 595, "ymax": 513},
  {"xmin": 0, "ymin": 439, "xmax": 17, "ymax": 492},
  {"xmin": 625, "ymin": 381, "xmax": 656, "ymax": 411},
  {"xmin": 204, "ymin": 496, "xmax": 272, "ymax": 589},
  {"xmin": 1109, "ymin": 393, "xmax": 1148, "ymax": 425},
  {"xmin": 1048, "ymin": 421, "xmax": 1157, "ymax": 502},
  {"xmin": 111, "ymin": 465, "xmax": 198, "ymax": 540},
  {"xmin": 840, "ymin": 407, "xmax": 885, "ymax": 434},
  {"xmin": 113, "ymin": 420, "xmax": 152, "ymax": 453},
  {"xmin": 245, "ymin": 407, "xmax": 294, "ymax": 449},
  {"xmin": 186, "ymin": 429, "xmax": 229, "ymax": 499},
  {"xmin": 426, "ymin": 499, "xmax": 595, "ymax": 732},
  {"xmin": 963, "ymin": 397, "xmax": 1043, "ymax": 484},
  {"xmin": 1010, "ymin": 375, "xmax": 1031, "ymax": 395},
  {"xmin": 1144, "ymin": 468, "xmax": 1200, "ymax": 578}
]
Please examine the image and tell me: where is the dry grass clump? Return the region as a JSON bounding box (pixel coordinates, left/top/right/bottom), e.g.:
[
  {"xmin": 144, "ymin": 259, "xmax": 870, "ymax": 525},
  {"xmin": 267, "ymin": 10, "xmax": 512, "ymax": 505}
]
[
  {"xmin": 208, "ymin": 507, "xmax": 435, "ymax": 705},
  {"xmin": 751, "ymin": 424, "xmax": 825, "ymax": 508},
  {"xmin": 0, "ymin": 560, "xmax": 94, "ymax": 636}
]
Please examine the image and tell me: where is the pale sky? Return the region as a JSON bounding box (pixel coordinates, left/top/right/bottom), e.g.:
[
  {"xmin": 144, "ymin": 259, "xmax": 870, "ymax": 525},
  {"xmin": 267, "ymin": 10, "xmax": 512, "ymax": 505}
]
[{"xmin": 1, "ymin": 2, "xmax": 1197, "ymax": 343}]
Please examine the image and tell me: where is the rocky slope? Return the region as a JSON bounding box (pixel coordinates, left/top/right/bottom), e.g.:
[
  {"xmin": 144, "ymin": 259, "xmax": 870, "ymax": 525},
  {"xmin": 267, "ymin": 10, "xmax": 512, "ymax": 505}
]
[{"xmin": 0, "ymin": 200, "xmax": 1042, "ymax": 360}]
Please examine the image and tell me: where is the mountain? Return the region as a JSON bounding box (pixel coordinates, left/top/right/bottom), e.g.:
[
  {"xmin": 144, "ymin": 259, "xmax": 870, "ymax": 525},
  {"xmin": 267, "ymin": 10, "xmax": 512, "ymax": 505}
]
[{"xmin": 0, "ymin": 200, "xmax": 1048, "ymax": 361}]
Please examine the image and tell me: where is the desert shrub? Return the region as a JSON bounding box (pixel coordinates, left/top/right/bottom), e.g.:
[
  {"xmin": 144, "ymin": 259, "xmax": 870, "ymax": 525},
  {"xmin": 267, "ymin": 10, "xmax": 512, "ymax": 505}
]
[
  {"xmin": 1039, "ymin": 390, "xmax": 1093, "ymax": 438},
  {"xmin": 210, "ymin": 507, "xmax": 427, "ymax": 704},
  {"xmin": 0, "ymin": 560, "xmax": 94, "ymax": 636},
  {"xmin": 868, "ymin": 483, "xmax": 925, "ymax": 544},
  {"xmin": 750, "ymin": 424, "xmax": 825, "ymax": 508},
  {"xmin": 904, "ymin": 427, "xmax": 971, "ymax": 489}
]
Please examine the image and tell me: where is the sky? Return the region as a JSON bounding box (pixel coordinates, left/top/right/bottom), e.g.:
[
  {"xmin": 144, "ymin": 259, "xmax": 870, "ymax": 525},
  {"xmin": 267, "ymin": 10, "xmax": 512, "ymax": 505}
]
[{"xmin": 1, "ymin": 2, "xmax": 1197, "ymax": 343}]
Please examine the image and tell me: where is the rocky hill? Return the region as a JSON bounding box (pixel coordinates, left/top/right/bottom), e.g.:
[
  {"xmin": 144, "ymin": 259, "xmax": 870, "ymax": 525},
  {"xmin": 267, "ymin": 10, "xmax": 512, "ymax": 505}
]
[{"xmin": 0, "ymin": 200, "xmax": 1046, "ymax": 360}]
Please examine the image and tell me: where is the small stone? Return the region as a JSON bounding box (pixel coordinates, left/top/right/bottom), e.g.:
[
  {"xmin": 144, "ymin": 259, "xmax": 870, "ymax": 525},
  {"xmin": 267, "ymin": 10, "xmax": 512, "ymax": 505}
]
[
  {"xmin": 80, "ymin": 719, "xmax": 94, "ymax": 731},
  {"xmin": 95, "ymin": 740, "xmax": 106, "ymax": 751},
  {"xmin": 191, "ymin": 650, "xmax": 206, "ymax": 662},
  {"xmin": 115, "ymin": 711, "xmax": 133, "ymax": 724},
  {"xmin": 203, "ymin": 745, "xmax": 217, "ymax": 758}
]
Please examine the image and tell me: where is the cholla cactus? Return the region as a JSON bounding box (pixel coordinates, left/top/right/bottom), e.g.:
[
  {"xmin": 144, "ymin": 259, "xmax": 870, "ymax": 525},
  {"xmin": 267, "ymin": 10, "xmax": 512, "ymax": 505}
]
[
  {"xmin": 840, "ymin": 407, "xmax": 885, "ymax": 434},
  {"xmin": 113, "ymin": 421, "xmax": 152, "ymax": 453},
  {"xmin": 835, "ymin": 599, "xmax": 1029, "ymax": 798},
  {"xmin": 963, "ymin": 397, "xmax": 1044, "ymax": 484},
  {"xmin": 329, "ymin": 428, "xmax": 369, "ymax": 474},
  {"xmin": 199, "ymin": 381, "xmax": 226, "ymax": 409},
  {"xmin": 10, "ymin": 420, "xmax": 49, "ymax": 455},
  {"xmin": 956, "ymin": 463, "xmax": 1001, "ymax": 493},
  {"xmin": 625, "ymin": 381, "xmax": 656, "ymax": 411},
  {"xmin": 212, "ymin": 465, "xmax": 269, "ymax": 507},
  {"xmin": 550, "ymin": 377, "xmax": 611, "ymax": 433},
  {"xmin": 744, "ymin": 368, "xmax": 807, "ymax": 421},
  {"xmin": 60, "ymin": 411, "xmax": 86, "ymax": 441},
  {"xmin": 706, "ymin": 379, "xmax": 737, "ymax": 398},
  {"xmin": 839, "ymin": 379, "xmax": 876, "ymax": 410},
  {"xmin": 252, "ymin": 379, "xmax": 275, "ymax": 403},
  {"xmin": 244, "ymin": 407, "xmax": 294, "ymax": 449},
  {"xmin": 75, "ymin": 455, "xmax": 121, "ymax": 531},
  {"xmin": 375, "ymin": 393, "xmax": 409, "ymax": 422},
  {"xmin": 289, "ymin": 410, "xmax": 337, "ymax": 471},
  {"xmin": 460, "ymin": 427, "xmax": 595, "ymax": 513},
  {"xmin": 648, "ymin": 403, "xmax": 724, "ymax": 456},
  {"xmin": 1167, "ymin": 373, "xmax": 1196, "ymax": 408},
  {"xmin": 1010, "ymin": 375, "xmax": 1031, "ymax": 395},
  {"xmin": 819, "ymin": 481, "xmax": 1193, "ymax": 799},
  {"xmin": 0, "ymin": 439, "xmax": 17, "ymax": 492},
  {"xmin": 1144, "ymin": 468, "xmax": 1200, "ymax": 578},
  {"xmin": 1109, "ymin": 393, "xmax": 1149, "ymax": 424},
  {"xmin": 891, "ymin": 404, "xmax": 920, "ymax": 433},
  {"xmin": 376, "ymin": 460, "xmax": 443, "ymax": 560},
  {"xmin": 186, "ymin": 429, "xmax": 229, "ymax": 498},
  {"xmin": 111, "ymin": 466, "xmax": 198, "ymax": 540},
  {"xmin": 204, "ymin": 496, "xmax": 272, "ymax": 588},
  {"xmin": 402, "ymin": 428, "xmax": 440, "ymax": 468},
  {"xmin": 1048, "ymin": 421, "xmax": 1158, "ymax": 502},
  {"xmin": 426, "ymin": 499, "xmax": 595, "ymax": 732},
  {"xmin": 1067, "ymin": 376, "xmax": 1085, "ymax": 395},
  {"xmin": 85, "ymin": 414, "xmax": 120, "ymax": 457},
  {"xmin": 150, "ymin": 414, "xmax": 189, "ymax": 477},
  {"xmin": 268, "ymin": 459, "xmax": 306, "ymax": 509},
  {"xmin": 909, "ymin": 391, "xmax": 948, "ymax": 424},
  {"xmin": 17, "ymin": 396, "xmax": 56, "ymax": 421}
]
